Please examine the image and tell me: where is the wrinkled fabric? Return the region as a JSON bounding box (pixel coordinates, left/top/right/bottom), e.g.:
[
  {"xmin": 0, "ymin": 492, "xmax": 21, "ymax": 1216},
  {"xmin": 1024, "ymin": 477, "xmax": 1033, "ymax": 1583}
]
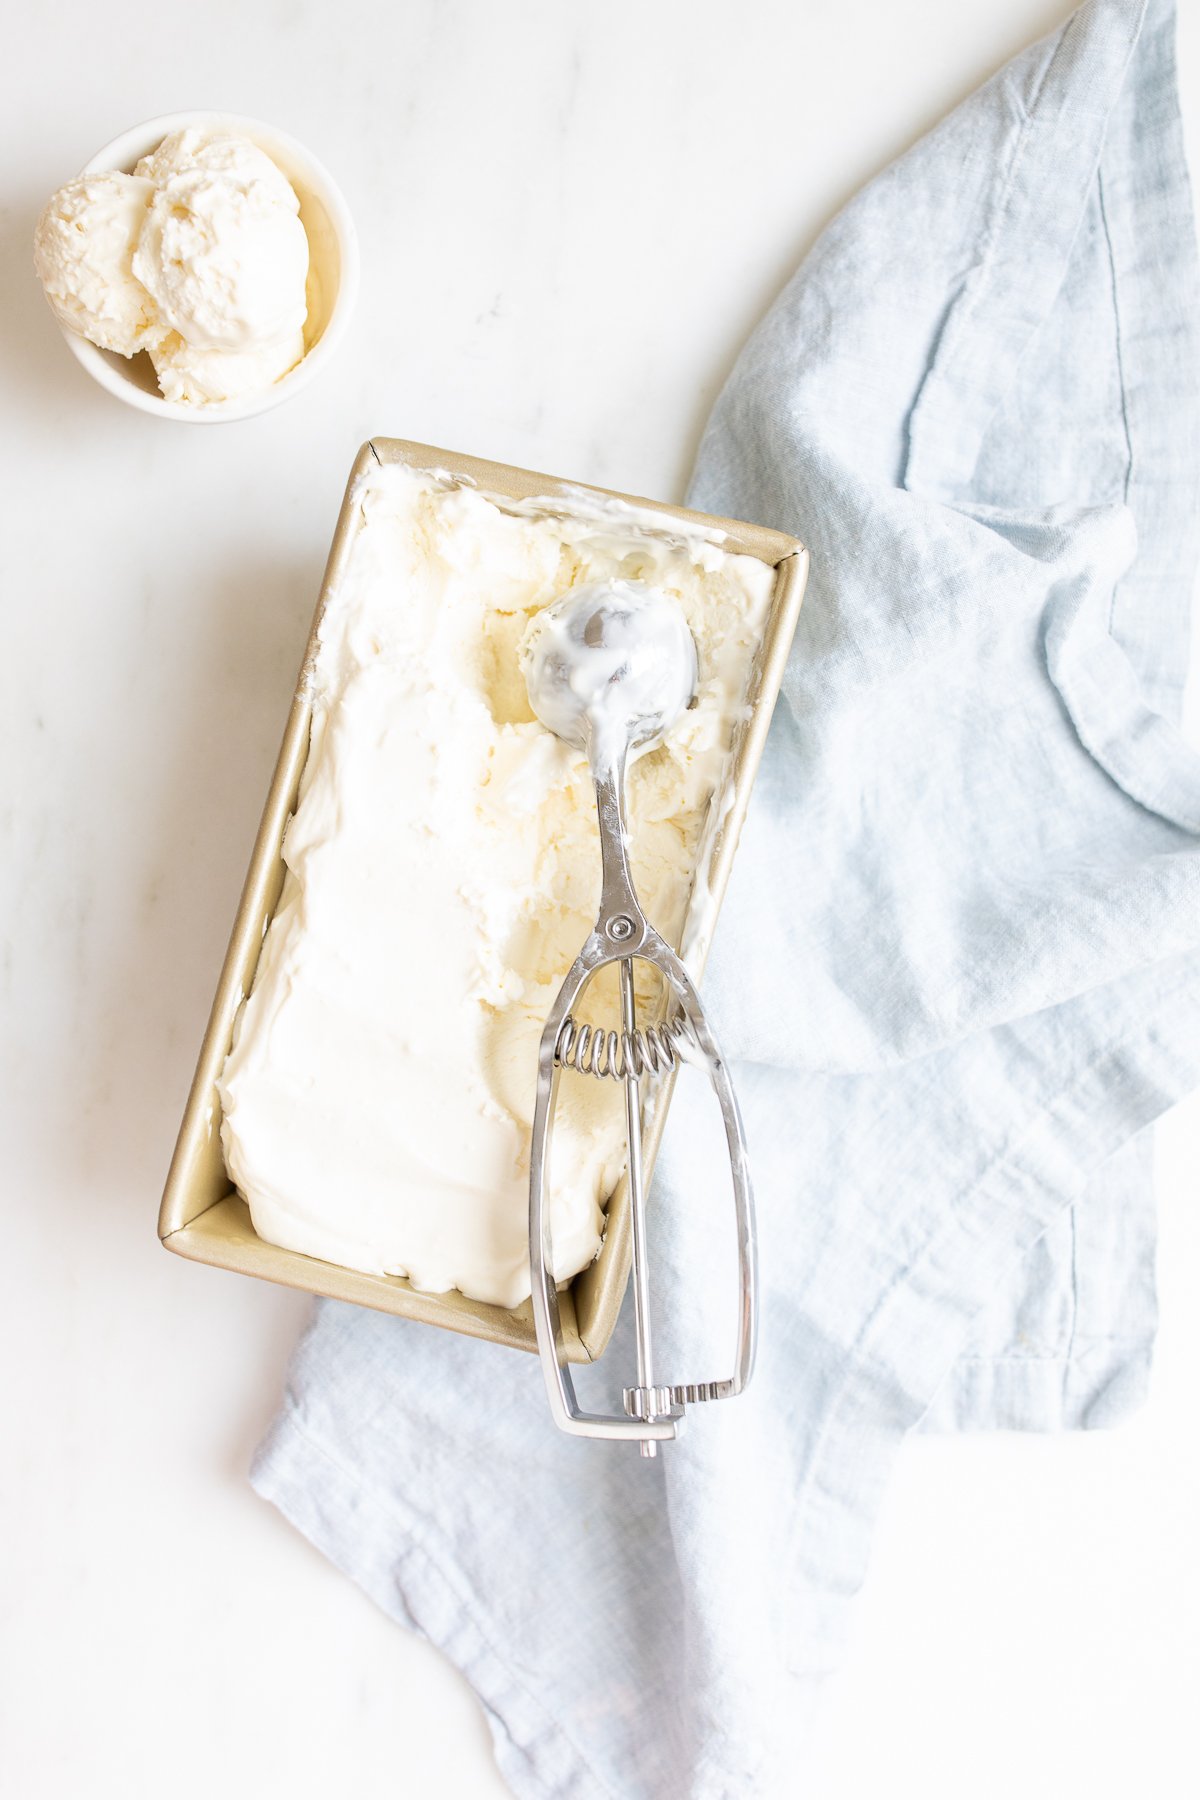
[{"xmin": 251, "ymin": 3, "xmax": 1200, "ymax": 1795}]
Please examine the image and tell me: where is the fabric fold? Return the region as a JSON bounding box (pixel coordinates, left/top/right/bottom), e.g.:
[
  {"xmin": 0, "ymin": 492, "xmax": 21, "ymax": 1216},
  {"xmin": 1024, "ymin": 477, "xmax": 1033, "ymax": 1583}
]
[
  {"xmin": 904, "ymin": 0, "xmax": 1147, "ymax": 496},
  {"xmin": 1044, "ymin": 561, "xmax": 1200, "ymax": 830}
]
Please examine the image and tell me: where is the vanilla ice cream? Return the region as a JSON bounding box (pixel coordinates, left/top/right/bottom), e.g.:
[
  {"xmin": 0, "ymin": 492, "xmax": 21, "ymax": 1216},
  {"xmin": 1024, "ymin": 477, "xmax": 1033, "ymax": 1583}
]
[
  {"xmin": 34, "ymin": 128, "xmax": 309, "ymax": 405},
  {"xmin": 217, "ymin": 464, "xmax": 774, "ymax": 1309},
  {"xmin": 33, "ymin": 172, "xmax": 160, "ymax": 355}
]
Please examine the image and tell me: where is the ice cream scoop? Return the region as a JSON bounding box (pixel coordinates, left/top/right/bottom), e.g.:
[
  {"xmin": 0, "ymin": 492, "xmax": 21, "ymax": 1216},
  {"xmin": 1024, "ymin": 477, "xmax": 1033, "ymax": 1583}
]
[
  {"xmin": 33, "ymin": 172, "xmax": 161, "ymax": 356},
  {"xmin": 521, "ymin": 579, "xmax": 698, "ymax": 776},
  {"xmin": 523, "ymin": 579, "xmax": 757, "ymax": 1454},
  {"xmin": 132, "ymin": 130, "xmax": 308, "ymax": 354}
]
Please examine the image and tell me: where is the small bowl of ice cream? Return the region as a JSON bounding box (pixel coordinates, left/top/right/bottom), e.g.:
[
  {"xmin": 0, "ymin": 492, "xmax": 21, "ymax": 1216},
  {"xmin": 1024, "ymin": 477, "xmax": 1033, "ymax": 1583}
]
[{"xmin": 33, "ymin": 111, "xmax": 358, "ymax": 423}]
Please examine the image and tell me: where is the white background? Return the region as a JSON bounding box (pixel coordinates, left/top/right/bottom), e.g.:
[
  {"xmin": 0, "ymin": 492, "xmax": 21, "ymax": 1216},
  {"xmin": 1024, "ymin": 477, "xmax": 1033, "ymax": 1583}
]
[{"xmin": 2, "ymin": 2, "xmax": 1197, "ymax": 1796}]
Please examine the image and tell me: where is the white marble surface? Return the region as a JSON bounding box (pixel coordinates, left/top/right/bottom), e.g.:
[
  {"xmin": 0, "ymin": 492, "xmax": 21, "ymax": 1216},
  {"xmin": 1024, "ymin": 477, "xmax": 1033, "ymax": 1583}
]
[{"xmin": 2, "ymin": 2, "xmax": 1197, "ymax": 1795}]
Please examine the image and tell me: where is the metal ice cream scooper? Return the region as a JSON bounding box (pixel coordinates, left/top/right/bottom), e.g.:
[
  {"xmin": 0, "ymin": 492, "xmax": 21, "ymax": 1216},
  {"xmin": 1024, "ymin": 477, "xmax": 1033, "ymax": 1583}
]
[{"xmin": 521, "ymin": 578, "xmax": 757, "ymax": 1454}]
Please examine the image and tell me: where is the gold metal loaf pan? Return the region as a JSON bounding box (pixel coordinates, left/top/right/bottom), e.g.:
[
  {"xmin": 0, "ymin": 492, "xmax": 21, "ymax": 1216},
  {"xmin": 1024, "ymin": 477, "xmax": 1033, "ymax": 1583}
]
[{"xmin": 158, "ymin": 438, "xmax": 808, "ymax": 1362}]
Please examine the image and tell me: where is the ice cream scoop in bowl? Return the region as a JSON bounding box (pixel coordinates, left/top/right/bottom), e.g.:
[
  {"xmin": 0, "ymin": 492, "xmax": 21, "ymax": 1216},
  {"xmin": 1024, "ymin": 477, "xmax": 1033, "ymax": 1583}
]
[
  {"xmin": 35, "ymin": 111, "xmax": 358, "ymax": 423},
  {"xmin": 521, "ymin": 579, "xmax": 757, "ymax": 1454}
]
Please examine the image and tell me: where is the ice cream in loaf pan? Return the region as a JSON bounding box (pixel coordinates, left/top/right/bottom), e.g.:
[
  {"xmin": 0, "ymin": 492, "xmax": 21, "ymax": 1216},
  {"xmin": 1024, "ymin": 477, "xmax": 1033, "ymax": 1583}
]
[{"xmin": 218, "ymin": 463, "xmax": 774, "ymax": 1309}]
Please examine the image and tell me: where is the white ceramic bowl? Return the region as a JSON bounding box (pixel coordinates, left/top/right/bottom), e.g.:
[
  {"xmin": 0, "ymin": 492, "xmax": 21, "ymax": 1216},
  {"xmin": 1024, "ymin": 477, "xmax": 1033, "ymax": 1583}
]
[{"xmin": 55, "ymin": 111, "xmax": 359, "ymax": 424}]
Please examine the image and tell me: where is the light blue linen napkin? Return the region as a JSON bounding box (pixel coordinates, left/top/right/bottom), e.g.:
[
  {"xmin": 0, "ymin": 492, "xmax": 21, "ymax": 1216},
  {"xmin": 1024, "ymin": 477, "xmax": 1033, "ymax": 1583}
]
[{"xmin": 251, "ymin": 2, "xmax": 1200, "ymax": 1793}]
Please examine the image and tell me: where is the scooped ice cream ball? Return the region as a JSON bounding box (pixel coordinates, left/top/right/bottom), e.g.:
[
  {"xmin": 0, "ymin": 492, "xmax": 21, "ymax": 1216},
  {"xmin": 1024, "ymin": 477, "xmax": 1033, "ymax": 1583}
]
[
  {"xmin": 33, "ymin": 172, "xmax": 161, "ymax": 356},
  {"xmin": 132, "ymin": 132, "xmax": 309, "ymax": 352}
]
